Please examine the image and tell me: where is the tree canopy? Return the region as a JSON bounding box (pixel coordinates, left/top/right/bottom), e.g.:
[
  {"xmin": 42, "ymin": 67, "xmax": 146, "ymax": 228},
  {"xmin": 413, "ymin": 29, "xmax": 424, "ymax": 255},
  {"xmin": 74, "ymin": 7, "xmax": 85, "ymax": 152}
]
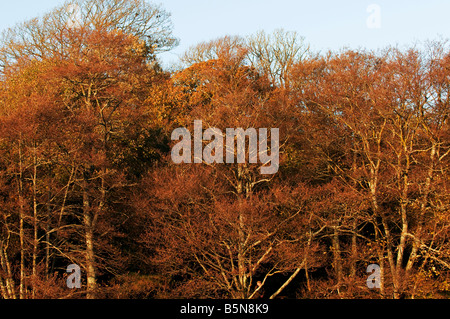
[{"xmin": 0, "ymin": 0, "xmax": 448, "ymax": 300}]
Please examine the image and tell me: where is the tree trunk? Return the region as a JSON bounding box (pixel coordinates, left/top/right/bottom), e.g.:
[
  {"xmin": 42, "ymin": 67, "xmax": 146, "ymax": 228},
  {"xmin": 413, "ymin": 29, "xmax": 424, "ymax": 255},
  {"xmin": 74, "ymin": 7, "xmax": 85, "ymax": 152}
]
[
  {"xmin": 350, "ymin": 220, "xmax": 358, "ymax": 277},
  {"xmin": 406, "ymin": 142, "xmax": 436, "ymax": 273},
  {"xmin": 0, "ymin": 242, "xmax": 16, "ymax": 299},
  {"xmin": 45, "ymin": 187, "xmax": 51, "ymax": 280},
  {"xmin": 32, "ymin": 146, "xmax": 38, "ymax": 299},
  {"xmin": 332, "ymin": 225, "xmax": 342, "ymax": 284},
  {"xmin": 18, "ymin": 138, "xmax": 25, "ymax": 299},
  {"xmin": 269, "ymin": 262, "xmax": 305, "ymax": 299},
  {"xmin": 83, "ymin": 176, "xmax": 97, "ymax": 299}
]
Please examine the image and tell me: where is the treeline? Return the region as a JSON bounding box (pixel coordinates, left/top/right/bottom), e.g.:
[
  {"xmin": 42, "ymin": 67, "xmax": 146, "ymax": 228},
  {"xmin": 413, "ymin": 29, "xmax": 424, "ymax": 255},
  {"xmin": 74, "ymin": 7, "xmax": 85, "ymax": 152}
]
[{"xmin": 0, "ymin": 0, "xmax": 448, "ymax": 299}]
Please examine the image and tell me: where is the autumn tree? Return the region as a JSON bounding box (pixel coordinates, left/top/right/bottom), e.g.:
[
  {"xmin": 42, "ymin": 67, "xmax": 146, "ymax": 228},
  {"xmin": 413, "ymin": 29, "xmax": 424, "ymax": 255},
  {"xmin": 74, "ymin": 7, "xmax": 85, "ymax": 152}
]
[
  {"xmin": 291, "ymin": 44, "xmax": 450, "ymax": 298},
  {"xmin": 133, "ymin": 37, "xmax": 328, "ymax": 299},
  {"xmin": 0, "ymin": 0, "xmax": 176, "ymax": 299},
  {"xmin": 247, "ymin": 28, "xmax": 310, "ymax": 89},
  {"xmin": 0, "ymin": 0, "xmax": 448, "ymax": 300},
  {"xmin": 0, "ymin": 0, "xmax": 177, "ymax": 72}
]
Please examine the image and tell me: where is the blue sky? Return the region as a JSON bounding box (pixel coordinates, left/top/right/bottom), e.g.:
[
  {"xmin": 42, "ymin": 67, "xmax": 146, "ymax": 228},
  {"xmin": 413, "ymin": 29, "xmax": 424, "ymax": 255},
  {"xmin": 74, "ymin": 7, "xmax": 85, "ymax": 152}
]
[{"xmin": 1, "ymin": 0, "xmax": 449, "ymax": 66}]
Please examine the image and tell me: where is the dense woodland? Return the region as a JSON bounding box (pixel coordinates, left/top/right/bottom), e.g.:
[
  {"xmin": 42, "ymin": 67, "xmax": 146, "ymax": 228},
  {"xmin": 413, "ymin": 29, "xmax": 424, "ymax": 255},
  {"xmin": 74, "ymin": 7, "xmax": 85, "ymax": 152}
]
[{"xmin": 0, "ymin": 0, "xmax": 448, "ymax": 299}]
